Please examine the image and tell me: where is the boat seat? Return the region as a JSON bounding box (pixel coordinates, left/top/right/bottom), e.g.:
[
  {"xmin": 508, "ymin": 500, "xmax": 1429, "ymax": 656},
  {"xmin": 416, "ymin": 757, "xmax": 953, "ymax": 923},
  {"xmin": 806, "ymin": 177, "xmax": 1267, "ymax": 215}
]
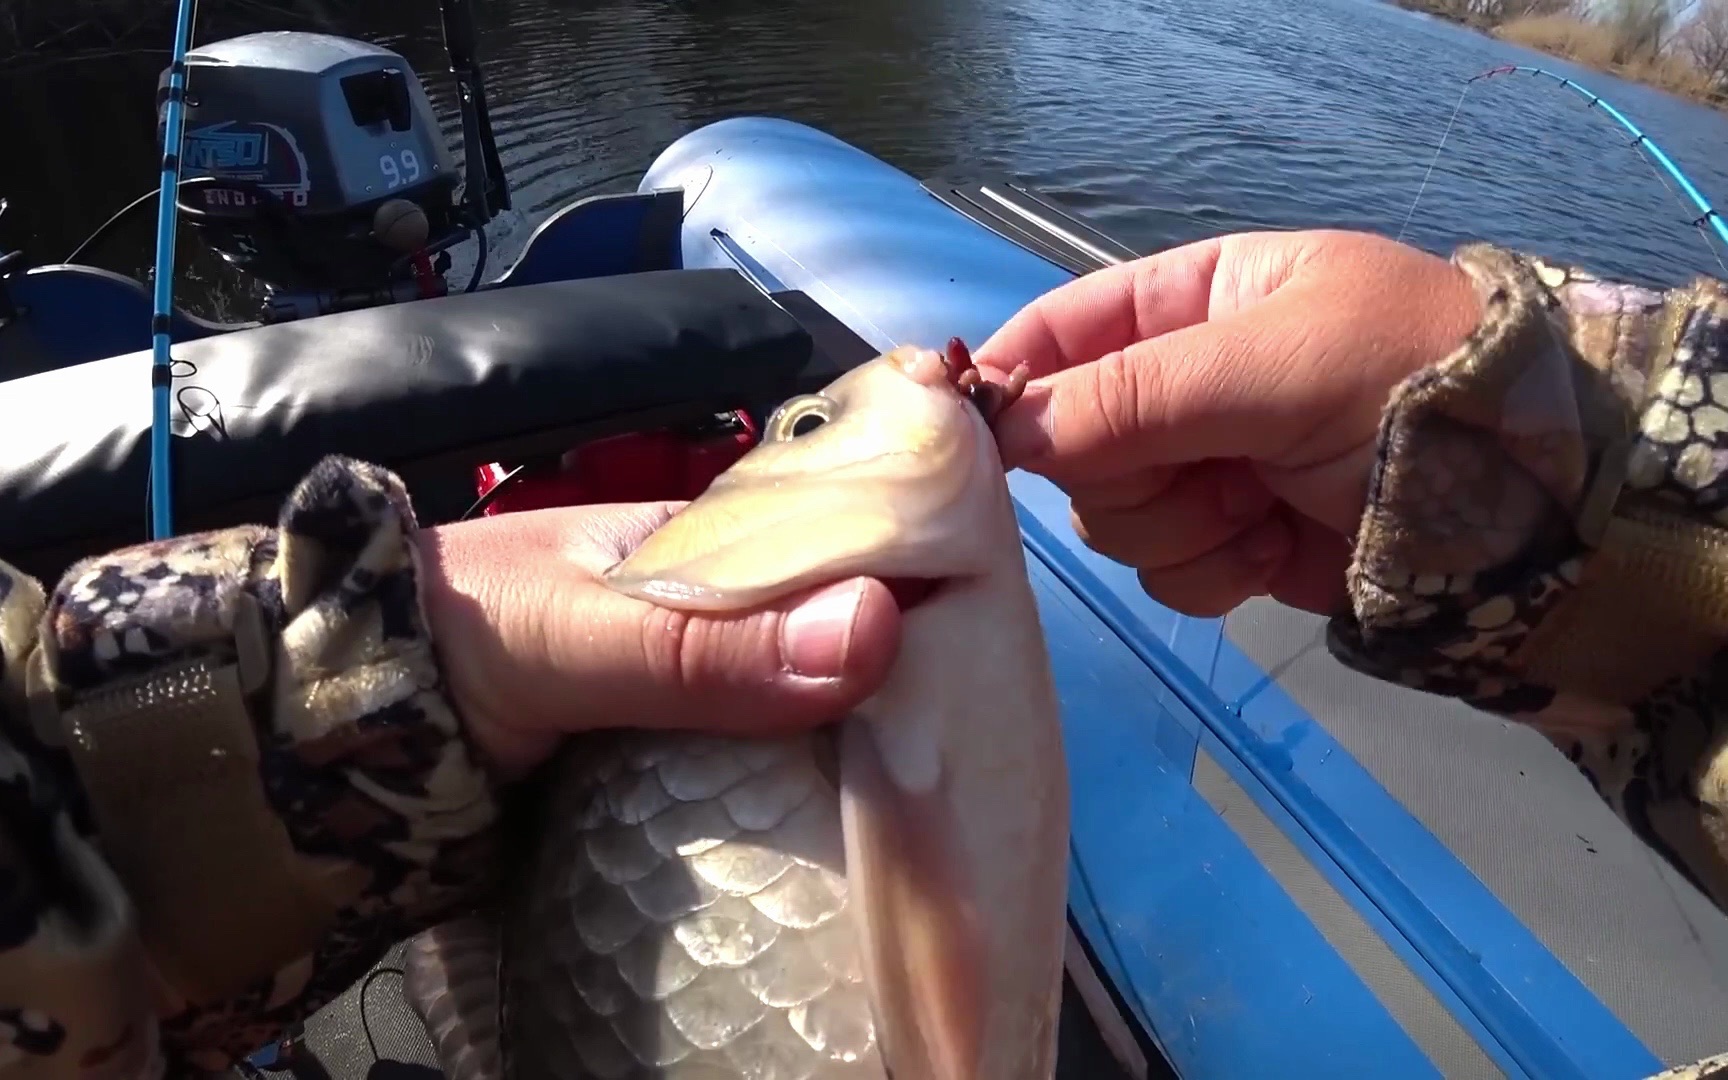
[
  {"xmin": 0, "ymin": 264, "xmax": 234, "ymax": 381},
  {"xmin": 0, "ymin": 267, "xmax": 872, "ymax": 582}
]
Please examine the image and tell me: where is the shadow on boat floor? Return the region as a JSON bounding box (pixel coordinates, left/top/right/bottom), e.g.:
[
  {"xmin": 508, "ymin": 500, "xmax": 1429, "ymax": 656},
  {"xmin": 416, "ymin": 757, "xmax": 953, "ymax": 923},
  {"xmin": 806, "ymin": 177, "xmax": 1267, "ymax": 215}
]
[{"xmin": 1059, "ymin": 968, "xmax": 1179, "ymax": 1079}]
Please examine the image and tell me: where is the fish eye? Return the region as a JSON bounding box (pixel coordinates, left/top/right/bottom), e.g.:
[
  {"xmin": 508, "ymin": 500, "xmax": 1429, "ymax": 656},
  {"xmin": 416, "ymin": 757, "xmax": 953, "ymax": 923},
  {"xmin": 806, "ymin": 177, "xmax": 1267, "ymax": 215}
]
[{"xmin": 766, "ymin": 395, "xmax": 833, "ymax": 441}]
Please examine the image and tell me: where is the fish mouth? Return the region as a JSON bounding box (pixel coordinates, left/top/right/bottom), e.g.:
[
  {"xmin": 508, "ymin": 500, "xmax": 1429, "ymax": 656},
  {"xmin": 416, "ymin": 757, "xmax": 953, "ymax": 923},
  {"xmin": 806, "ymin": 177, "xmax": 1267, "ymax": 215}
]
[
  {"xmin": 855, "ymin": 336, "xmax": 1030, "ymax": 616},
  {"xmin": 877, "ymin": 338, "xmax": 1026, "ymax": 615}
]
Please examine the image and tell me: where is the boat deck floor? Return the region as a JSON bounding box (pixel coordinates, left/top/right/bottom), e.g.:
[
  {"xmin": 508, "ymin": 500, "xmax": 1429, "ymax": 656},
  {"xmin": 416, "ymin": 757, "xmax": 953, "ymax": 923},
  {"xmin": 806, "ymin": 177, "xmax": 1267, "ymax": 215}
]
[{"xmin": 1223, "ymin": 599, "xmax": 1728, "ymax": 1071}]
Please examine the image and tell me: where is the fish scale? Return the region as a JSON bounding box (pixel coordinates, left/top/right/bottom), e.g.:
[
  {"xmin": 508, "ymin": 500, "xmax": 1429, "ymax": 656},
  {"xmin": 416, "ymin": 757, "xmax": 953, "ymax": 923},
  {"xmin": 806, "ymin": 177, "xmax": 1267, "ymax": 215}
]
[{"xmin": 500, "ymin": 732, "xmax": 887, "ymax": 1080}]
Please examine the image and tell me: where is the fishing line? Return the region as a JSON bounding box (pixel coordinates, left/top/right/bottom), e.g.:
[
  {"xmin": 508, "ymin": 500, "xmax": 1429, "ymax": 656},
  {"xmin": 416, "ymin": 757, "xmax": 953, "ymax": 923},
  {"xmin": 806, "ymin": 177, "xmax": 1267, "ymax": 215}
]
[
  {"xmin": 1400, "ymin": 64, "xmax": 1728, "ymax": 277},
  {"xmin": 147, "ymin": 0, "xmax": 201, "ymax": 540},
  {"xmin": 1395, "ymin": 78, "xmax": 1475, "ymax": 244},
  {"xmin": 1629, "ymin": 134, "xmax": 1728, "ymax": 279}
]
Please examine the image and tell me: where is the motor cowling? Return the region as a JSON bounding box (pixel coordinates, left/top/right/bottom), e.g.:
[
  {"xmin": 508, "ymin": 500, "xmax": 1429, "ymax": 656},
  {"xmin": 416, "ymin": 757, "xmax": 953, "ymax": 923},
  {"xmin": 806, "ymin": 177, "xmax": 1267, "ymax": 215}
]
[{"xmin": 160, "ymin": 32, "xmax": 462, "ymax": 305}]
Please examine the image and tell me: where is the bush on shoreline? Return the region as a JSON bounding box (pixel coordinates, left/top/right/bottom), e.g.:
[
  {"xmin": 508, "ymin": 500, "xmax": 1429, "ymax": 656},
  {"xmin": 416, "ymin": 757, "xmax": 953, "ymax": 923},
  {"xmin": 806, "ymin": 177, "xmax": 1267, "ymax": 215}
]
[
  {"xmin": 1397, "ymin": 0, "xmax": 1581, "ymax": 31},
  {"xmin": 1395, "ymin": 0, "xmax": 1728, "ymax": 109},
  {"xmin": 1, "ymin": 0, "xmax": 148, "ymax": 59}
]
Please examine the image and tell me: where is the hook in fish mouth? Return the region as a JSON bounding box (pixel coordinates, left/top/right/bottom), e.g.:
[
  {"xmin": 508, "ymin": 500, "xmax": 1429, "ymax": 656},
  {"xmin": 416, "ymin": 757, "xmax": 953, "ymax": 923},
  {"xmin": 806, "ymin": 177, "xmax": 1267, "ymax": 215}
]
[
  {"xmin": 866, "ymin": 337, "xmax": 1030, "ymax": 613},
  {"xmin": 941, "ymin": 337, "xmax": 1029, "ymax": 427}
]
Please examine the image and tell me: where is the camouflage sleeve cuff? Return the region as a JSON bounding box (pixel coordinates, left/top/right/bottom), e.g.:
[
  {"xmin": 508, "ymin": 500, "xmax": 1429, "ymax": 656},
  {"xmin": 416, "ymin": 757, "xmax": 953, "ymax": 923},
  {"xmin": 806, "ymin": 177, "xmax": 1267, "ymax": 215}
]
[
  {"xmin": 1328, "ymin": 243, "xmax": 1728, "ymax": 905},
  {"xmin": 25, "ymin": 456, "xmax": 500, "ymax": 1071}
]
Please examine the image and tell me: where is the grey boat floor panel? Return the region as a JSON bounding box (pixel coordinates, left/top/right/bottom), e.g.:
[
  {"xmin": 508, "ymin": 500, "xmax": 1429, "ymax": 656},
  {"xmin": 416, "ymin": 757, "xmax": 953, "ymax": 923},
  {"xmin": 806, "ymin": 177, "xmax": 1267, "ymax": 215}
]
[{"xmin": 1223, "ymin": 598, "xmax": 1728, "ymax": 1066}]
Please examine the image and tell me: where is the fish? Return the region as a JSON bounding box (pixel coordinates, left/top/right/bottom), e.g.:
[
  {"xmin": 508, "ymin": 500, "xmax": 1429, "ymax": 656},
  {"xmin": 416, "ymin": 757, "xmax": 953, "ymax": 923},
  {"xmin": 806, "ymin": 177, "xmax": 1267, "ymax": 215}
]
[{"xmin": 403, "ymin": 340, "xmax": 1069, "ymax": 1080}]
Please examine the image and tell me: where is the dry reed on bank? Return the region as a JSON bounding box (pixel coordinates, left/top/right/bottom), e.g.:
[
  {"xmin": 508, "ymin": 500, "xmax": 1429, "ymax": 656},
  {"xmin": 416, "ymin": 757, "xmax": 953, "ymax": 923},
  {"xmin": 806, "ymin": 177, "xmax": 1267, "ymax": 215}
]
[{"xmin": 1495, "ymin": 14, "xmax": 1718, "ymax": 99}]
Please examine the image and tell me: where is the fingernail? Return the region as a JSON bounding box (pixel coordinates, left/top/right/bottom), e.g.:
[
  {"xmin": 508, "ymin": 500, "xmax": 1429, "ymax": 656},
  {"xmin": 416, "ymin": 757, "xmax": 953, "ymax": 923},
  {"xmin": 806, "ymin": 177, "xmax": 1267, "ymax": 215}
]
[{"xmin": 780, "ymin": 580, "xmax": 864, "ymax": 679}]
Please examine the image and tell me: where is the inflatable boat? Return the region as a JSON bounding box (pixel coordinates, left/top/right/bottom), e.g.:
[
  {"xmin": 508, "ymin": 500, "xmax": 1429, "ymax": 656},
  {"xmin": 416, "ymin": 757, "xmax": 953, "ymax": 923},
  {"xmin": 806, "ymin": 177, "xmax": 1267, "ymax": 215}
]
[{"xmin": 2, "ymin": 15, "xmax": 1726, "ymax": 1080}]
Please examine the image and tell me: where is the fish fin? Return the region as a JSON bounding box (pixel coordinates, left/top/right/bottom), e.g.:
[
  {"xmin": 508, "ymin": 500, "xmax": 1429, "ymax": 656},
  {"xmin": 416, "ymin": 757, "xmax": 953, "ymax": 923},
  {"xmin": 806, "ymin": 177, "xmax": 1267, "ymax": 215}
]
[
  {"xmin": 402, "ymin": 917, "xmax": 505, "ymax": 1080},
  {"xmin": 839, "ymin": 719, "xmax": 987, "ymax": 1079}
]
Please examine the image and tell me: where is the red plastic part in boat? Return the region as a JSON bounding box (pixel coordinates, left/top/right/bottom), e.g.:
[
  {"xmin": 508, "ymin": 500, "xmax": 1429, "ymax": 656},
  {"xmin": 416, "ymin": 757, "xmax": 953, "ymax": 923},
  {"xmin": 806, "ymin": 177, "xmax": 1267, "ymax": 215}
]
[{"xmin": 472, "ymin": 410, "xmax": 760, "ymax": 516}]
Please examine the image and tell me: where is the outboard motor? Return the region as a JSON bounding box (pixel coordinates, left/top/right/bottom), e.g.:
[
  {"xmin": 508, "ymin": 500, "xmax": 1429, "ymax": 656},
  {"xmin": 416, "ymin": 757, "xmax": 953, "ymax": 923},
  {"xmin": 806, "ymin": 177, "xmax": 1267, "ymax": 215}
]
[{"xmin": 161, "ymin": 32, "xmax": 486, "ymax": 322}]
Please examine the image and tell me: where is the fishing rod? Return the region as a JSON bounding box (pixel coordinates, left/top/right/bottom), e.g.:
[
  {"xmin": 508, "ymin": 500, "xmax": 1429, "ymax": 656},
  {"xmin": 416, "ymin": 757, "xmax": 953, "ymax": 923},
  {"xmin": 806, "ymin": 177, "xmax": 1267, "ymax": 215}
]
[
  {"xmin": 147, "ymin": 0, "xmax": 200, "ymax": 540},
  {"xmin": 1401, "ymin": 64, "xmax": 1728, "ymax": 271}
]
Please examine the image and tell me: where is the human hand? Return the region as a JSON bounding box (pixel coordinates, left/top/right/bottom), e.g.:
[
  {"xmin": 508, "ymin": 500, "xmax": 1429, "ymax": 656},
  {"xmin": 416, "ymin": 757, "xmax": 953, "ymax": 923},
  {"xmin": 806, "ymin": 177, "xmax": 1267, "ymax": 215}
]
[
  {"xmin": 975, "ymin": 229, "xmax": 1482, "ymax": 618},
  {"xmin": 416, "ymin": 504, "xmax": 902, "ymax": 778}
]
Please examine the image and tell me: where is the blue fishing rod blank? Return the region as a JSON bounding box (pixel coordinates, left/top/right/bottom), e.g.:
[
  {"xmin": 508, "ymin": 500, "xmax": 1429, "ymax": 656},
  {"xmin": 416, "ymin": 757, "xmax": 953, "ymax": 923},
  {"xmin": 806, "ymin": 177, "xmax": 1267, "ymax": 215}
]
[
  {"xmin": 148, "ymin": 0, "xmax": 200, "ymax": 540},
  {"xmin": 1477, "ymin": 65, "xmax": 1728, "ymax": 250}
]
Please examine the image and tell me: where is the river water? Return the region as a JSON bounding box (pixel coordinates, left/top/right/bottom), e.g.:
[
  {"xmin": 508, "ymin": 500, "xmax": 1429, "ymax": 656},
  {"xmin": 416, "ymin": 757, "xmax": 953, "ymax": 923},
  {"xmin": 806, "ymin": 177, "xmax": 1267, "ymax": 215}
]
[{"xmin": 3, "ymin": 0, "xmax": 1728, "ymax": 296}]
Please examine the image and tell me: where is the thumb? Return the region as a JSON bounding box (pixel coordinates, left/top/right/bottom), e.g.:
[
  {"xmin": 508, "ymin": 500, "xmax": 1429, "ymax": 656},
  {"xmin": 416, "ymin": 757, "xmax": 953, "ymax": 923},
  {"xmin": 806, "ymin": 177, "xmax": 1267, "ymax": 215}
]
[
  {"xmin": 419, "ymin": 516, "xmax": 901, "ymax": 778},
  {"xmin": 557, "ymin": 575, "xmax": 903, "ymax": 740}
]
